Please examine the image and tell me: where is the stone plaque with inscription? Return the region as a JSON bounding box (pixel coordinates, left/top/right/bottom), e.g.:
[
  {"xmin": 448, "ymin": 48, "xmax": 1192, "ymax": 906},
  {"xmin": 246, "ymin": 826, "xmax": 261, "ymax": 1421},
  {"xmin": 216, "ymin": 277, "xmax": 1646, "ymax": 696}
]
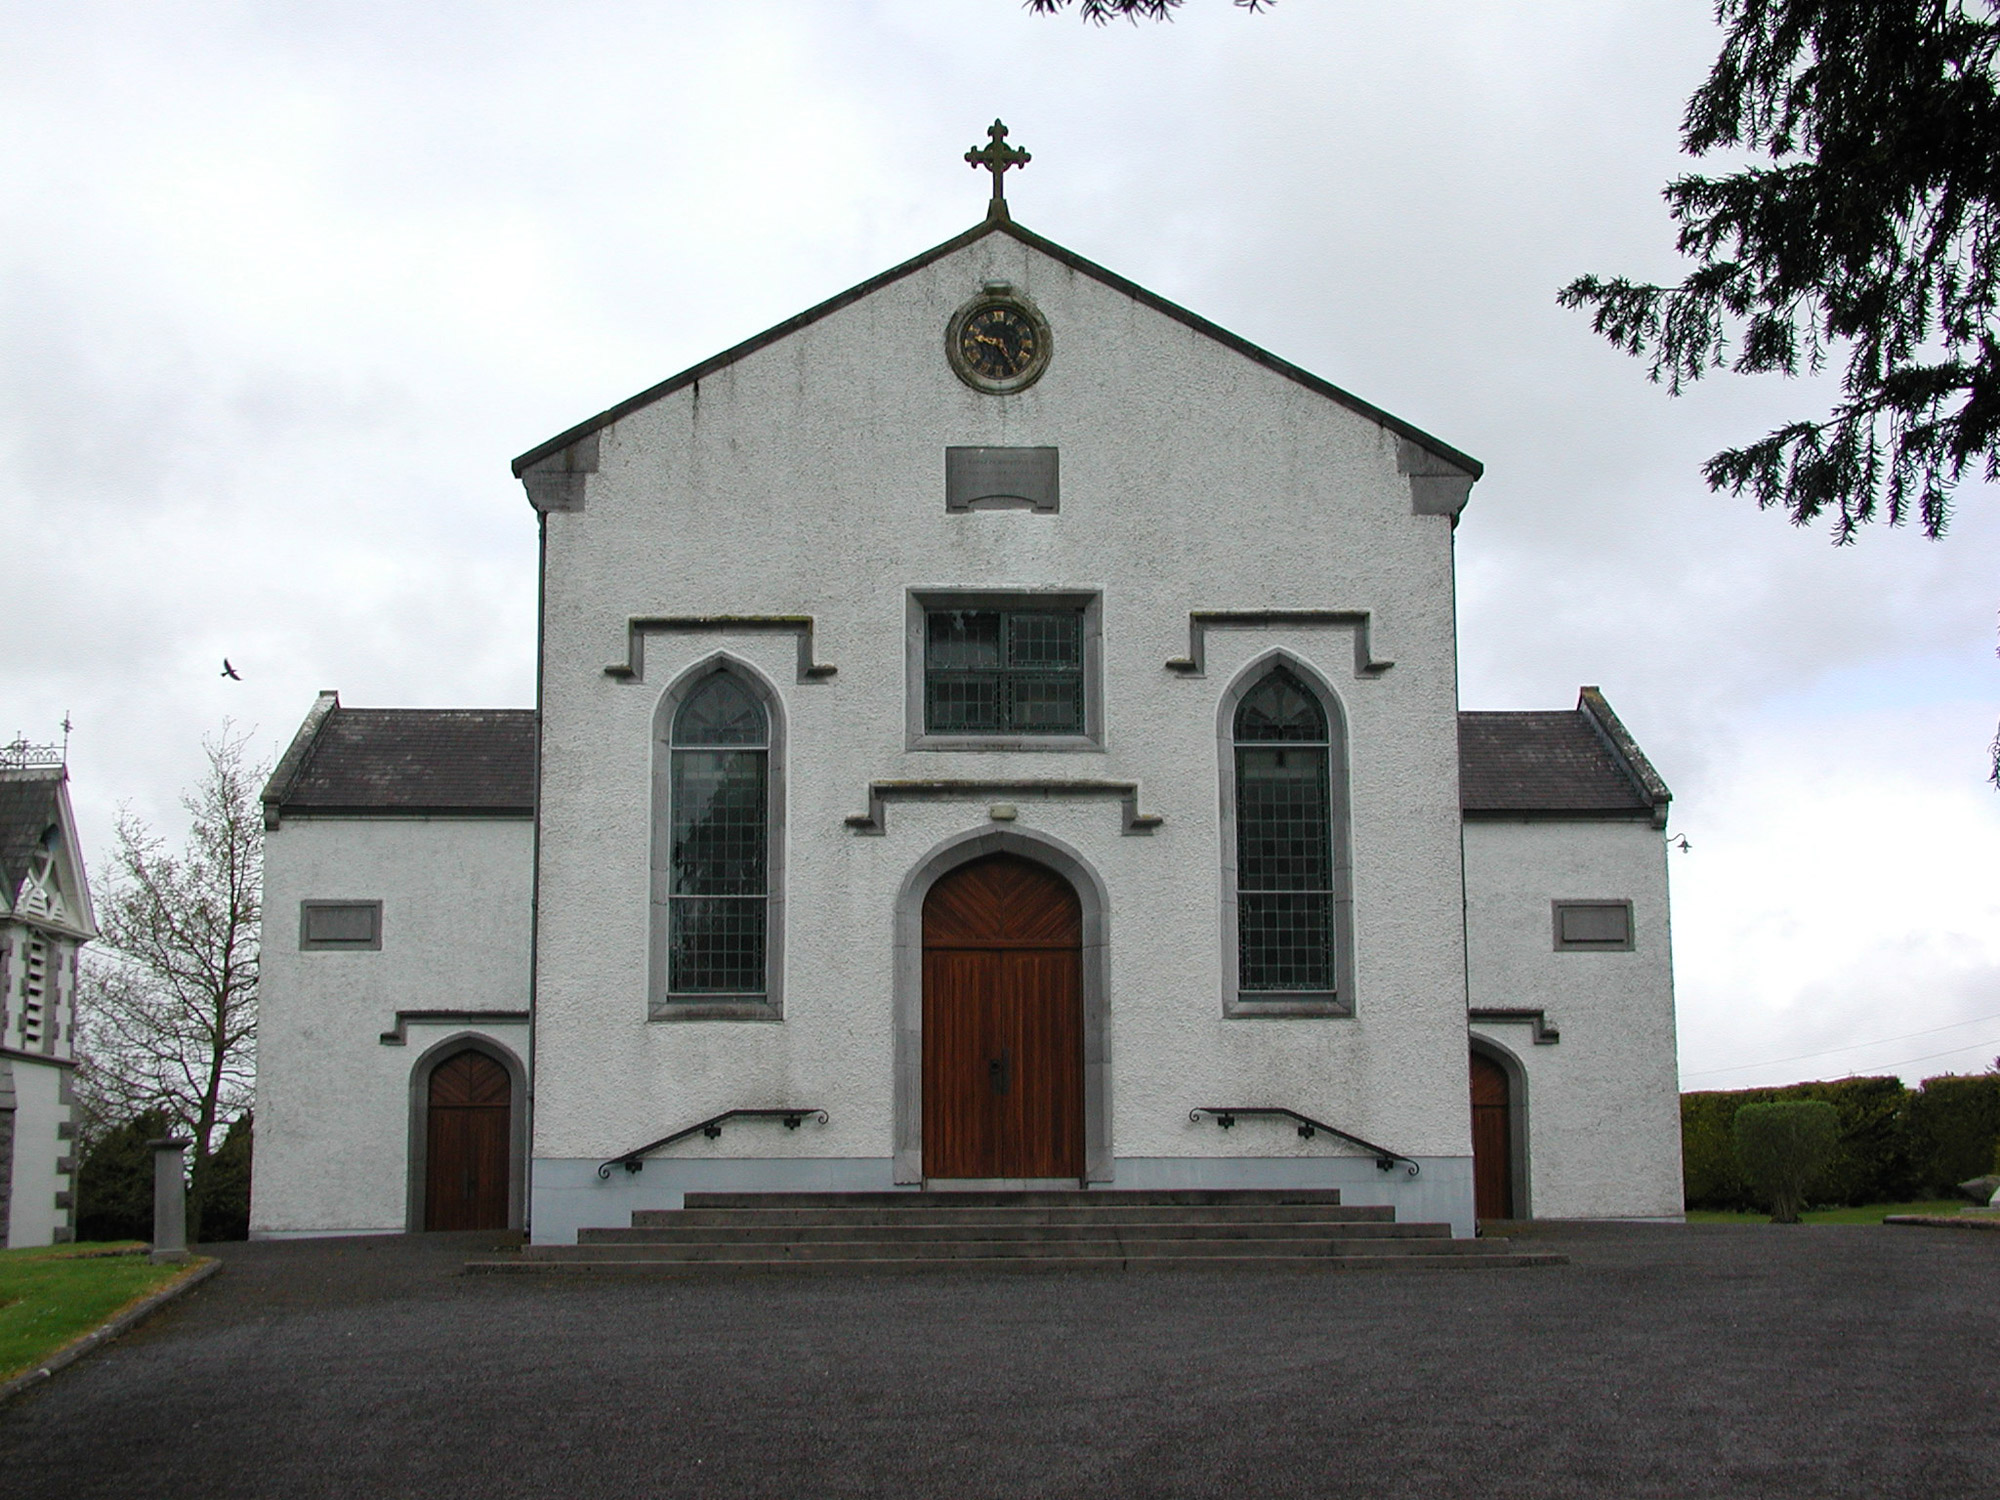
[{"xmin": 945, "ymin": 447, "xmax": 1059, "ymax": 512}]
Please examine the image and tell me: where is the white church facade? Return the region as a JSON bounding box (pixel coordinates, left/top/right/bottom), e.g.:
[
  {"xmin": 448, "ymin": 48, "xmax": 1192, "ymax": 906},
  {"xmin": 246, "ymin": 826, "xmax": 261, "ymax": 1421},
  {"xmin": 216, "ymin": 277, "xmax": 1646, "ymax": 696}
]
[{"xmin": 253, "ymin": 149, "xmax": 1683, "ymax": 1245}]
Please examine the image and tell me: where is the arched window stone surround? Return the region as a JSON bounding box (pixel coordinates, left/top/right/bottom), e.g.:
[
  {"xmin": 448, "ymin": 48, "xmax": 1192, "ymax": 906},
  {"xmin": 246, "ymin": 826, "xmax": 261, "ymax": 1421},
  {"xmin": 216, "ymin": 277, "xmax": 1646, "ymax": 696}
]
[
  {"xmin": 404, "ymin": 1031, "xmax": 529, "ymax": 1233},
  {"xmin": 892, "ymin": 826, "xmax": 1112, "ymax": 1185},
  {"xmin": 649, "ymin": 653, "xmax": 787, "ymax": 1022},
  {"xmin": 1216, "ymin": 649, "xmax": 1356, "ymax": 1017},
  {"xmin": 1468, "ymin": 1032, "xmax": 1532, "ymax": 1220}
]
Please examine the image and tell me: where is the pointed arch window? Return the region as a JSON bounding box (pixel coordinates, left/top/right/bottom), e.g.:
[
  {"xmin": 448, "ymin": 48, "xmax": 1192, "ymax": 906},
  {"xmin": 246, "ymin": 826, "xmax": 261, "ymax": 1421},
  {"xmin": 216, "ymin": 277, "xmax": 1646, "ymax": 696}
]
[
  {"xmin": 1222, "ymin": 662, "xmax": 1353, "ymax": 1016},
  {"xmin": 653, "ymin": 667, "xmax": 784, "ymax": 1019}
]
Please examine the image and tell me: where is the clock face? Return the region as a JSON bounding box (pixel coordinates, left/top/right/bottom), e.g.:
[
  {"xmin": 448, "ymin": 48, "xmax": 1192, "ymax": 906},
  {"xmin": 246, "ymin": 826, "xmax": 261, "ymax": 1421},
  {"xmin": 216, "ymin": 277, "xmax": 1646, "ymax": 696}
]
[
  {"xmin": 958, "ymin": 304, "xmax": 1039, "ymax": 380},
  {"xmin": 947, "ymin": 293, "xmax": 1051, "ymax": 392}
]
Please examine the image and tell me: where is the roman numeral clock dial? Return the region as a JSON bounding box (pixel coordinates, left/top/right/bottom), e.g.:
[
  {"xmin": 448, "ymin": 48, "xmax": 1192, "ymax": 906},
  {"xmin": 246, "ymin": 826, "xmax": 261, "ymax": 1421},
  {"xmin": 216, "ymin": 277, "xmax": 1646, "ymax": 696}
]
[
  {"xmin": 961, "ymin": 306, "xmax": 1036, "ymax": 379},
  {"xmin": 947, "ymin": 291, "xmax": 1052, "ymax": 393}
]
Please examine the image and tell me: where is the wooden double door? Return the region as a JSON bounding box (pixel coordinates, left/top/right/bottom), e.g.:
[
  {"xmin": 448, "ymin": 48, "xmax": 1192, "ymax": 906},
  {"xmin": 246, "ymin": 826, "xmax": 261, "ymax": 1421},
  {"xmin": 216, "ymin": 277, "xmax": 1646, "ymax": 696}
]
[
  {"xmin": 922, "ymin": 854, "xmax": 1085, "ymax": 1180},
  {"xmin": 425, "ymin": 1048, "xmax": 512, "ymax": 1231}
]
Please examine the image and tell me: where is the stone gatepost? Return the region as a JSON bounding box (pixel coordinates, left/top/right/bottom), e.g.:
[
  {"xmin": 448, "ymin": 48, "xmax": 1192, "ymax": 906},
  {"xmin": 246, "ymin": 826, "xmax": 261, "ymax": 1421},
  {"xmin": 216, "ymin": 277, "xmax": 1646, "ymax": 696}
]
[{"xmin": 149, "ymin": 1137, "xmax": 192, "ymax": 1264}]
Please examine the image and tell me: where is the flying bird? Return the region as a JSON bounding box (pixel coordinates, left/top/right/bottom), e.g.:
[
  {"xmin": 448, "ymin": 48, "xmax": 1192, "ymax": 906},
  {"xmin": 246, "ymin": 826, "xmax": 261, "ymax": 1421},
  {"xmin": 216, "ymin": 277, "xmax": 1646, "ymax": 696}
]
[{"xmin": 221, "ymin": 659, "xmax": 241, "ymax": 680}]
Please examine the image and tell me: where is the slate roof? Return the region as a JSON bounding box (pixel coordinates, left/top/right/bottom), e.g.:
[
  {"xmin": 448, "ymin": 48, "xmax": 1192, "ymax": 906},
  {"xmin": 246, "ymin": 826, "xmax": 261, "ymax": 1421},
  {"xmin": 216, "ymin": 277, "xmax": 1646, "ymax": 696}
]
[
  {"xmin": 267, "ymin": 692, "xmax": 1667, "ymax": 824},
  {"xmin": 0, "ymin": 770, "xmax": 64, "ymax": 906},
  {"xmin": 1458, "ymin": 690, "xmax": 1670, "ymax": 820},
  {"xmin": 265, "ymin": 701, "xmax": 535, "ymax": 819}
]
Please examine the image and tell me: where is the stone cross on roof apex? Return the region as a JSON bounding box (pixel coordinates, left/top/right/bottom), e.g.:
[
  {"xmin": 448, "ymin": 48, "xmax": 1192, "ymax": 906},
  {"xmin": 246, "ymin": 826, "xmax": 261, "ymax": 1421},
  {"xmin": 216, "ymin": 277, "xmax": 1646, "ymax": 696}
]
[{"xmin": 965, "ymin": 120, "xmax": 1030, "ymax": 221}]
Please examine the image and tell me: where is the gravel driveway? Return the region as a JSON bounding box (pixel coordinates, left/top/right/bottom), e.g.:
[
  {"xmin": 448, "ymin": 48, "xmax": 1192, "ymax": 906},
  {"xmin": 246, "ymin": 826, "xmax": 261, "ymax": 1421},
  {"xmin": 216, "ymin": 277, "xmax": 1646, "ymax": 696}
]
[{"xmin": 1, "ymin": 1221, "xmax": 1992, "ymax": 1498}]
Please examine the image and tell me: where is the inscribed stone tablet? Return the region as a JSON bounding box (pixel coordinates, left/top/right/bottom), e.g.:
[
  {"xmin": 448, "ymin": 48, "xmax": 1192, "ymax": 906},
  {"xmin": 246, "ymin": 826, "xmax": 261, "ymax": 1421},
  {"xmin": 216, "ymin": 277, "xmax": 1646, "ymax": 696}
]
[{"xmin": 945, "ymin": 447, "xmax": 1059, "ymax": 512}]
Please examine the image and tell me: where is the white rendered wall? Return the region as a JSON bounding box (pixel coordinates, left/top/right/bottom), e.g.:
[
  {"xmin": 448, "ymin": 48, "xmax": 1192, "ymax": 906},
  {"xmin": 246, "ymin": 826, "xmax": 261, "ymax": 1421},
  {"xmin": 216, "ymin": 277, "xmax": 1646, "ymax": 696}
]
[
  {"xmin": 6, "ymin": 1059, "xmax": 69, "ymax": 1248},
  {"xmin": 531, "ymin": 233, "xmax": 1476, "ymax": 1236},
  {"xmin": 1464, "ymin": 817, "xmax": 1683, "ymax": 1219},
  {"xmin": 252, "ymin": 815, "xmax": 532, "ymax": 1235}
]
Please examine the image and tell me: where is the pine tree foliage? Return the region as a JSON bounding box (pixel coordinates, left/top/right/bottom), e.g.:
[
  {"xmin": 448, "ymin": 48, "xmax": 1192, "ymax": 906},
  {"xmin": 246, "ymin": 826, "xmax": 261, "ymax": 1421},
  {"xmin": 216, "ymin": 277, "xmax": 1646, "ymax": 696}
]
[
  {"xmin": 1560, "ymin": 1, "xmax": 2000, "ymax": 544},
  {"xmin": 1026, "ymin": 0, "xmax": 1273, "ymax": 23},
  {"xmin": 74, "ymin": 1108, "xmax": 170, "ymax": 1244},
  {"xmin": 79, "ymin": 727, "xmax": 262, "ymax": 1243}
]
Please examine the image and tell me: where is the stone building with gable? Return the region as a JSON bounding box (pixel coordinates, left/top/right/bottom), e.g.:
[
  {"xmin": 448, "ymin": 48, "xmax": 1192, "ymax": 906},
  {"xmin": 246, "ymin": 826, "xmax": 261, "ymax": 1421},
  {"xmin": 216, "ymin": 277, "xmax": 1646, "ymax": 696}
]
[
  {"xmin": 1, "ymin": 739, "xmax": 94, "ymax": 1247},
  {"xmin": 252, "ymin": 135, "xmax": 1683, "ymax": 1244}
]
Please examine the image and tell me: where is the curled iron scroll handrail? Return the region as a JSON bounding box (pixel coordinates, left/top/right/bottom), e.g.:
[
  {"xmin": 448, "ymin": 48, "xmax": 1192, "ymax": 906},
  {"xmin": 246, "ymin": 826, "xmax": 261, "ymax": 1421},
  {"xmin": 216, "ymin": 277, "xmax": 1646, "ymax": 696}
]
[
  {"xmin": 1188, "ymin": 1106, "xmax": 1420, "ymax": 1177},
  {"xmin": 597, "ymin": 1108, "xmax": 829, "ymax": 1180}
]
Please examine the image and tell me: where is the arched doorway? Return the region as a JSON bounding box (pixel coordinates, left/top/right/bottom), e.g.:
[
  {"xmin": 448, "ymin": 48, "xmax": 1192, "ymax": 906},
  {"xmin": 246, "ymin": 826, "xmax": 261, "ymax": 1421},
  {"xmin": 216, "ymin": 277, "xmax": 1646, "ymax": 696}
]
[
  {"xmin": 424, "ymin": 1049, "xmax": 512, "ymax": 1231},
  {"xmin": 1469, "ymin": 1050, "xmax": 1515, "ymax": 1221},
  {"xmin": 922, "ymin": 853, "xmax": 1084, "ymax": 1180}
]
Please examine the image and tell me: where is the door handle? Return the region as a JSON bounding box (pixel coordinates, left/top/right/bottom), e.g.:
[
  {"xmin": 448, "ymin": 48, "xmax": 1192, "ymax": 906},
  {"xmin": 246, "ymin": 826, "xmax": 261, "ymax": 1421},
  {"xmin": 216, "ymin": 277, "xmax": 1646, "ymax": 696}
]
[{"xmin": 989, "ymin": 1048, "xmax": 1012, "ymax": 1096}]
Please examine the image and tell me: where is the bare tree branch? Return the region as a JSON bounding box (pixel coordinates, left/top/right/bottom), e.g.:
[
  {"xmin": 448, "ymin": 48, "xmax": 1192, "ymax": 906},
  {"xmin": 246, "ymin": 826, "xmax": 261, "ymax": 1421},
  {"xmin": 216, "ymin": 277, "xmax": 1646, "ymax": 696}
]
[{"xmin": 76, "ymin": 724, "xmax": 264, "ymax": 1242}]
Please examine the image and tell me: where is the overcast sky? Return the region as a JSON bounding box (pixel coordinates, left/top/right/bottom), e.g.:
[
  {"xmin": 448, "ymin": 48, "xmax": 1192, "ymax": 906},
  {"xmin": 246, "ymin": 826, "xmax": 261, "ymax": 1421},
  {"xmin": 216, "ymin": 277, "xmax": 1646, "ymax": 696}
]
[{"xmin": 5, "ymin": 0, "xmax": 1996, "ymax": 1091}]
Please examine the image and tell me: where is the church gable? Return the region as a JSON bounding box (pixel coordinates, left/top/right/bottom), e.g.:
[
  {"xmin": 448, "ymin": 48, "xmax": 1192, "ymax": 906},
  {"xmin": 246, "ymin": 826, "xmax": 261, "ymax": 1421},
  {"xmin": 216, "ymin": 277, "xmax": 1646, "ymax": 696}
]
[
  {"xmin": 512, "ymin": 216, "xmax": 1480, "ymax": 517},
  {"xmin": 0, "ymin": 764, "xmax": 94, "ymax": 938}
]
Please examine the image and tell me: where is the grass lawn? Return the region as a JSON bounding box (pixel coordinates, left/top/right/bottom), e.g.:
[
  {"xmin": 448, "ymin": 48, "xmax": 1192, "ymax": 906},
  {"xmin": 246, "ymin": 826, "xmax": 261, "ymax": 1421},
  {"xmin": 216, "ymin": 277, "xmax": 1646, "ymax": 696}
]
[
  {"xmin": 0, "ymin": 1242, "xmax": 204, "ymax": 1382},
  {"xmin": 1684, "ymin": 1199, "xmax": 1969, "ymax": 1225}
]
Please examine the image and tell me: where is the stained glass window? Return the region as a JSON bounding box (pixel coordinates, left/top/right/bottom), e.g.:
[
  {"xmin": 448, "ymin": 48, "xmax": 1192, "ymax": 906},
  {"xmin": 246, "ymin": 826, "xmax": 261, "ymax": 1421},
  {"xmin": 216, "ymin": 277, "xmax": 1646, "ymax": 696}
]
[
  {"xmin": 667, "ymin": 672, "xmax": 768, "ymax": 997},
  {"xmin": 1234, "ymin": 667, "xmax": 1335, "ymax": 993},
  {"xmin": 925, "ymin": 608, "xmax": 1084, "ymax": 735}
]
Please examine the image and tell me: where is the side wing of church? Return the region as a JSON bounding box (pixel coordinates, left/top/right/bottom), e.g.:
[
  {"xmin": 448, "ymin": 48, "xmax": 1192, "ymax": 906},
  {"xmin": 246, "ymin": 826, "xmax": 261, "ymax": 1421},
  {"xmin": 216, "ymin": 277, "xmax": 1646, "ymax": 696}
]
[{"xmin": 252, "ymin": 187, "xmax": 1683, "ymax": 1244}]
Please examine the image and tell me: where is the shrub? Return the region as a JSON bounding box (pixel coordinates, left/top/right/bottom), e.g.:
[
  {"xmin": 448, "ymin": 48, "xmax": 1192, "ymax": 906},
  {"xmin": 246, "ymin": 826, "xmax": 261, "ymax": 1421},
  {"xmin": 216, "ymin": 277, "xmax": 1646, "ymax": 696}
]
[
  {"xmin": 1683, "ymin": 1077, "xmax": 1916, "ymax": 1210},
  {"xmin": 1733, "ymin": 1101, "xmax": 1842, "ymax": 1223},
  {"xmin": 199, "ymin": 1113, "xmax": 253, "ymax": 1242},
  {"xmin": 74, "ymin": 1109, "xmax": 169, "ymax": 1243}
]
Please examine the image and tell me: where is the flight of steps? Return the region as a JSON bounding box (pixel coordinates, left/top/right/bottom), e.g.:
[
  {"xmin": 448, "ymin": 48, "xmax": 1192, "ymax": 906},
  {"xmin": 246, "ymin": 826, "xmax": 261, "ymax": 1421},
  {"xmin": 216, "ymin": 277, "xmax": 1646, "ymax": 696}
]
[{"xmin": 464, "ymin": 1189, "xmax": 1566, "ymax": 1274}]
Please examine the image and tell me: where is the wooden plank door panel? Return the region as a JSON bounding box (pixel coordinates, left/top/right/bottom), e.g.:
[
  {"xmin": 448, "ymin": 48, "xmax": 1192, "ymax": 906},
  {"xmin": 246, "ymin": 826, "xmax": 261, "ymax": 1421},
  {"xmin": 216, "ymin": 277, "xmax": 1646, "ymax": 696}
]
[
  {"xmin": 922, "ymin": 948, "xmax": 1002, "ymax": 1179},
  {"xmin": 1469, "ymin": 1052, "xmax": 1513, "ymax": 1221},
  {"xmin": 999, "ymin": 949, "xmax": 1083, "ymax": 1178}
]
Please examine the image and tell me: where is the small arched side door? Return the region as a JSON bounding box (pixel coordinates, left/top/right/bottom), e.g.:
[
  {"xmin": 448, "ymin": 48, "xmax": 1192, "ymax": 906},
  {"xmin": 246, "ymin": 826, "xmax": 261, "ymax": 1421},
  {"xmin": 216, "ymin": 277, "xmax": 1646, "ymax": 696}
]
[{"xmin": 425, "ymin": 1049, "xmax": 512, "ymax": 1231}]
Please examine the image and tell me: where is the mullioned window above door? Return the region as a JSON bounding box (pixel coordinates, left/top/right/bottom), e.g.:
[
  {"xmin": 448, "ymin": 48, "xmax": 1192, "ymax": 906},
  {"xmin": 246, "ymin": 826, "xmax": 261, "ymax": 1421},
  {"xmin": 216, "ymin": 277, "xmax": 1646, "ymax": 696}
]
[{"xmin": 905, "ymin": 590, "xmax": 1104, "ymax": 752}]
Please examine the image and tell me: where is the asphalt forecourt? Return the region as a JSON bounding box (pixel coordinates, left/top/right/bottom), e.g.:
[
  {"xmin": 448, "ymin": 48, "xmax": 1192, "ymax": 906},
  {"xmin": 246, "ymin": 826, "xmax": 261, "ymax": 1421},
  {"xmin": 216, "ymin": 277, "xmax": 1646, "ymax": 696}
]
[{"xmin": 0, "ymin": 1222, "xmax": 1992, "ymax": 1499}]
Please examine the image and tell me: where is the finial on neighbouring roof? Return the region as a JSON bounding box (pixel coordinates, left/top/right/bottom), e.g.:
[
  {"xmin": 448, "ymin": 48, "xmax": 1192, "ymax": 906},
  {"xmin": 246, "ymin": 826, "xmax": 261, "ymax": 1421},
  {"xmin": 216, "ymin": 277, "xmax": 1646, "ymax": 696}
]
[{"xmin": 965, "ymin": 120, "xmax": 1030, "ymax": 220}]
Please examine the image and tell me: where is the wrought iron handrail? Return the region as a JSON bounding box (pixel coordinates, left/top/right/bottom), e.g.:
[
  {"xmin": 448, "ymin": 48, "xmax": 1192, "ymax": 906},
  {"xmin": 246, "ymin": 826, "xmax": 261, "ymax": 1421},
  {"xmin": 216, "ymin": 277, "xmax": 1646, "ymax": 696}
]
[
  {"xmin": 1189, "ymin": 1107, "xmax": 1420, "ymax": 1176},
  {"xmin": 597, "ymin": 1108, "xmax": 828, "ymax": 1179}
]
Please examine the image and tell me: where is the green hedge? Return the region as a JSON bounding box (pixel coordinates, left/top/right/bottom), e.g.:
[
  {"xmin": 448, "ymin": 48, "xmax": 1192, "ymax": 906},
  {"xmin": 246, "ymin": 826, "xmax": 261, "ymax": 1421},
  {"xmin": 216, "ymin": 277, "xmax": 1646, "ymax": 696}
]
[
  {"xmin": 74, "ymin": 1109, "xmax": 254, "ymax": 1244},
  {"xmin": 75, "ymin": 1109, "xmax": 170, "ymax": 1243},
  {"xmin": 199, "ymin": 1113, "xmax": 253, "ymax": 1243},
  {"xmin": 1682, "ymin": 1071, "xmax": 2000, "ymax": 1211},
  {"xmin": 1904, "ymin": 1075, "xmax": 2000, "ymax": 1190}
]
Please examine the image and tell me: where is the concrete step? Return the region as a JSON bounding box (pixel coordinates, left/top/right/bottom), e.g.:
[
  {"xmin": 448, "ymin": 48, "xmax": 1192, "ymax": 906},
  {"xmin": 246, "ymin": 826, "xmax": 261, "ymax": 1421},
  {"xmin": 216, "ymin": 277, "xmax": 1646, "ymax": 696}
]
[
  {"xmin": 678, "ymin": 1189, "xmax": 1348, "ymax": 1210},
  {"xmin": 468, "ymin": 1249, "xmax": 1567, "ymax": 1276},
  {"xmin": 523, "ymin": 1233, "xmax": 1494, "ymax": 1263},
  {"xmin": 632, "ymin": 1203, "xmax": 1397, "ymax": 1230},
  {"xmin": 476, "ymin": 1188, "xmax": 1568, "ymax": 1277},
  {"xmin": 583, "ymin": 1218, "xmax": 1446, "ymax": 1246}
]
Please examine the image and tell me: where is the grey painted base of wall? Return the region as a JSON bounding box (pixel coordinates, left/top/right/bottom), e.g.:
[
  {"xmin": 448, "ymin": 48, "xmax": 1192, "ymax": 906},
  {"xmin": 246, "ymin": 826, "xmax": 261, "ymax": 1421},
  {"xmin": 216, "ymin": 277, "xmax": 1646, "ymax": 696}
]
[
  {"xmin": 530, "ymin": 1155, "xmax": 1476, "ymax": 1244},
  {"xmin": 249, "ymin": 1227, "xmax": 404, "ymax": 1241}
]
